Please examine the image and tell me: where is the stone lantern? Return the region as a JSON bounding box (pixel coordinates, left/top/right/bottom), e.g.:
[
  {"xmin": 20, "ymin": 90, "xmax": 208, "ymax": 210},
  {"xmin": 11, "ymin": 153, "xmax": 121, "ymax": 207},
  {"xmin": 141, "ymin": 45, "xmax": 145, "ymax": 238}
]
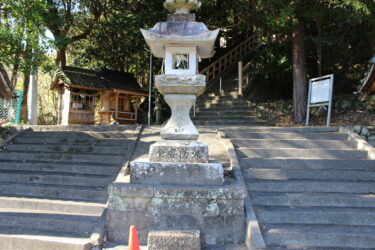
[
  {"xmin": 141, "ymin": 0, "xmax": 219, "ymax": 141},
  {"xmin": 106, "ymin": 1, "xmax": 246, "ymax": 247}
]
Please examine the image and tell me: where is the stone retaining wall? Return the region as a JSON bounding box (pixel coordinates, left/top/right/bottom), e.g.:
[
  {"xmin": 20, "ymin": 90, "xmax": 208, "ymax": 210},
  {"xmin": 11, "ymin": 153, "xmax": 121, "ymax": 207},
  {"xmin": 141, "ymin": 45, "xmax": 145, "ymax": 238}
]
[{"xmin": 350, "ymin": 126, "xmax": 375, "ymax": 147}]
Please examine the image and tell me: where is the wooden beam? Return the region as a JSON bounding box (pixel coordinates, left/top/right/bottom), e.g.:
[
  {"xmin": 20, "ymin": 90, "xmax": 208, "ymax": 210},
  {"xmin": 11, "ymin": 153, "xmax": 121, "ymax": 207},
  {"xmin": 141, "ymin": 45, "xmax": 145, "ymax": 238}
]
[
  {"xmin": 113, "ymin": 88, "xmax": 148, "ymax": 96},
  {"xmin": 115, "ymin": 93, "xmax": 119, "ymax": 120}
]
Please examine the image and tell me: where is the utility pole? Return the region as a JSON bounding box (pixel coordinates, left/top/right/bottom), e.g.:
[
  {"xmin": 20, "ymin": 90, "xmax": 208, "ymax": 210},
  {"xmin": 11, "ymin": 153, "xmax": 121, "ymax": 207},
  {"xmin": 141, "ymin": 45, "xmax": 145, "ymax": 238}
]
[
  {"xmin": 148, "ymin": 52, "xmax": 153, "ymax": 126},
  {"xmin": 28, "ymin": 67, "xmax": 38, "ymax": 125}
]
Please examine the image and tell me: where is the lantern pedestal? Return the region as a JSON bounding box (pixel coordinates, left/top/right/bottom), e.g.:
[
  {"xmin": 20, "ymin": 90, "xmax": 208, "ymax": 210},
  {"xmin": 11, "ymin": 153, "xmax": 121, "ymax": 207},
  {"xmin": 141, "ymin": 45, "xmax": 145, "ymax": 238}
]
[
  {"xmin": 155, "ymin": 74, "xmax": 206, "ymax": 140},
  {"xmin": 162, "ymin": 94, "xmax": 198, "ymax": 140}
]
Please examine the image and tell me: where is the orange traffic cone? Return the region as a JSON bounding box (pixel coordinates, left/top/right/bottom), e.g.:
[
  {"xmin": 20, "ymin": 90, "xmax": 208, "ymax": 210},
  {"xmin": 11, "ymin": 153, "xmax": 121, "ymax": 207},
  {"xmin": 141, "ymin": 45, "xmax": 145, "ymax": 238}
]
[{"xmin": 128, "ymin": 226, "xmax": 140, "ymax": 250}]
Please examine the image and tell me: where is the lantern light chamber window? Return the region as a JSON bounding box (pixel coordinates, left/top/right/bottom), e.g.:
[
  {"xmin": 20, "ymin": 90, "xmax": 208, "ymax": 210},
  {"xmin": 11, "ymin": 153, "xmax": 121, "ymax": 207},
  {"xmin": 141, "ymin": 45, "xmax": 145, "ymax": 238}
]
[{"xmin": 173, "ymin": 53, "xmax": 189, "ymax": 70}]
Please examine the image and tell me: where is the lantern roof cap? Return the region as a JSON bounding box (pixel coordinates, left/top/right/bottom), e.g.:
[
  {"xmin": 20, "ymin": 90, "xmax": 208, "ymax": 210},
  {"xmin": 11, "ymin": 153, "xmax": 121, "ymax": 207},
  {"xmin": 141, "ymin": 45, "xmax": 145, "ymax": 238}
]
[{"xmin": 141, "ymin": 22, "xmax": 219, "ymax": 58}]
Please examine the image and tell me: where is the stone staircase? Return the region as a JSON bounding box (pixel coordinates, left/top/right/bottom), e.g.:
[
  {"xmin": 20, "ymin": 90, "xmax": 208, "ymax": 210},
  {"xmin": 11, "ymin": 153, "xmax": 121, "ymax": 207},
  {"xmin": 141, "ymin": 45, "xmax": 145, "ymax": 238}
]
[
  {"xmin": 0, "ymin": 125, "xmax": 139, "ymax": 250},
  {"xmin": 224, "ymin": 126, "xmax": 375, "ymax": 249},
  {"xmin": 192, "ymin": 91, "xmax": 267, "ymax": 126}
]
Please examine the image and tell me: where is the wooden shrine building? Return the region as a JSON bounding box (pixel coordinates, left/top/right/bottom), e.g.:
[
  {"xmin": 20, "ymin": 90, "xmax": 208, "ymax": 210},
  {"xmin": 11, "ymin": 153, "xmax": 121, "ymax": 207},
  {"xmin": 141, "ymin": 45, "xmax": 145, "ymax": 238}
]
[{"xmin": 52, "ymin": 66, "xmax": 148, "ymax": 125}]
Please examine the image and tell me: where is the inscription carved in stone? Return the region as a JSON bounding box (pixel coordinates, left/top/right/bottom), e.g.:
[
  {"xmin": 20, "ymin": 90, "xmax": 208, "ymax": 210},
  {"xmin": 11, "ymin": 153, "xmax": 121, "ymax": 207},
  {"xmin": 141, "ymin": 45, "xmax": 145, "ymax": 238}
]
[{"xmin": 149, "ymin": 140, "xmax": 208, "ymax": 163}]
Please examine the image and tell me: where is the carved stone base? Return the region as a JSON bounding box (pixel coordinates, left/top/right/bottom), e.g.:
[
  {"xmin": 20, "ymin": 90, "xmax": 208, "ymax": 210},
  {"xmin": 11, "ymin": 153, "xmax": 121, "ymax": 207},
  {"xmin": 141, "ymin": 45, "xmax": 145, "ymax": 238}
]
[
  {"xmin": 130, "ymin": 160, "xmax": 223, "ymax": 186},
  {"xmin": 149, "ymin": 140, "xmax": 208, "ymax": 163},
  {"xmin": 107, "ymin": 181, "xmax": 246, "ymax": 245}
]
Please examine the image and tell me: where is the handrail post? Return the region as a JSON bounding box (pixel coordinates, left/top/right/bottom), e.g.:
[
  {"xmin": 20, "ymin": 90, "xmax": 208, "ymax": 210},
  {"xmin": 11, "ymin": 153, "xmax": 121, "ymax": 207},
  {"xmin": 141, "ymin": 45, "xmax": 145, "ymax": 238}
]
[
  {"xmin": 238, "ymin": 61, "xmax": 243, "ymax": 96},
  {"xmin": 219, "ymin": 77, "xmax": 222, "ymax": 95}
]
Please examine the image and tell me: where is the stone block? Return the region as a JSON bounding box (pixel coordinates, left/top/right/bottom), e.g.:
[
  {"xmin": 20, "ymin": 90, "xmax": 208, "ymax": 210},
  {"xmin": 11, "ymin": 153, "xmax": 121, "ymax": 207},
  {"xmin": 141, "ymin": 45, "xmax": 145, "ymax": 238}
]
[
  {"xmin": 148, "ymin": 230, "xmax": 200, "ymax": 250},
  {"xmin": 149, "ymin": 140, "xmax": 208, "ymax": 163},
  {"xmin": 155, "ymin": 74, "xmax": 206, "ymax": 96},
  {"xmin": 106, "ymin": 208, "xmax": 150, "ymax": 244},
  {"xmin": 130, "ymin": 160, "xmax": 224, "ymax": 186},
  {"xmin": 106, "ymin": 182, "xmax": 246, "ymax": 246}
]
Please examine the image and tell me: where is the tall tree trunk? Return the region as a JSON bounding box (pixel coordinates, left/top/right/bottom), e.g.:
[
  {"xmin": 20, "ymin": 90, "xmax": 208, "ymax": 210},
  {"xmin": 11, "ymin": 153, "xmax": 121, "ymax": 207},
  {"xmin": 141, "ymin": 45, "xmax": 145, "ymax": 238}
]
[
  {"xmin": 20, "ymin": 40, "xmax": 33, "ymax": 123},
  {"xmin": 10, "ymin": 25, "xmax": 25, "ymax": 88},
  {"xmin": 20, "ymin": 68, "xmax": 30, "ymax": 123},
  {"xmin": 316, "ymin": 19, "xmax": 323, "ymax": 76},
  {"xmin": 10, "ymin": 59, "xmax": 19, "ymax": 89},
  {"xmin": 56, "ymin": 48, "xmax": 67, "ymax": 66},
  {"xmin": 317, "ymin": 44, "xmax": 322, "ymax": 76},
  {"xmin": 292, "ymin": 20, "xmax": 307, "ymax": 124}
]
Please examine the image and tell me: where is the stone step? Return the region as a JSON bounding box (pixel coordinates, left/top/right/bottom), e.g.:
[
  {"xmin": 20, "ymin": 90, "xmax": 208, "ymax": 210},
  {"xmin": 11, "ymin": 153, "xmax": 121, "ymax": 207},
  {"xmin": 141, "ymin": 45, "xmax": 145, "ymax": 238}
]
[
  {"xmin": 5, "ymin": 144, "xmax": 129, "ymax": 155},
  {"xmin": 13, "ymin": 136, "xmax": 131, "ymax": 146},
  {"xmin": 0, "ymin": 182, "xmax": 107, "ymax": 202},
  {"xmin": 236, "ymin": 148, "xmax": 367, "ymax": 159},
  {"xmin": 263, "ymin": 224, "xmax": 375, "ymax": 248},
  {"xmin": 244, "ymin": 168, "xmax": 375, "ymax": 181},
  {"xmin": 194, "ymin": 120, "xmax": 267, "ymax": 126},
  {"xmin": 203, "ymin": 245, "xmax": 247, "ymax": 250},
  {"xmin": 192, "ymin": 110, "xmax": 258, "ymax": 116},
  {"xmin": 0, "ymin": 197, "xmax": 105, "ymax": 215},
  {"xmin": 232, "ymin": 139, "xmax": 356, "ymax": 149},
  {"xmin": 242, "ymin": 247, "xmax": 354, "ymax": 250},
  {"xmin": 29, "ymin": 124, "xmax": 137, "ymax": 132},
  {"xmin": 0, "ymin": 170, "xmax": 113, "ymax": 187},
  {"xmin": 257, "ymin": 206, "xmax": 375, "ymax": 226},
  {"xmin": 193, "ymin": 115, "xmax": 260, "ymax": 121},
  {"xmin": 228, "ymin": 132, "xmax": 347, "ymax": 140},
  {"xmin": 0, "ymin": 208, "xmax": 99, "ymax": 234},
  {"xmin": 248, "ymin": 180, "xmax": 375, "ymax": 194},
  {"xmin": 197, "ymin": 95, "xmax": 248, "ymax": 101},
  {"xmin": 0, "ymin": 227, "xmax": 92, "ymax": 250},
  {"xmin": 222, "ymin": 127, "xmax": 339, "ymax": 133},
  {"xmin": 194, "ymin": 106, "xmax": 254, "ymax": 112},
  {"xmin": 251, "ymin": 192, "xmax": 375, "ymax": 208},
  {"xmin": 197, "ymin": 94, "xmax": 242, "ymax": 101},
  {"xmin": 196, "ymin": 100, "xmax": 250, "ymax": 106},
  {"xmin": 0, "ymin": 152, "xmax": 127, "ymax": 164},
  {"xmin": 0, "ymin": 160, "xmax": 120, "ymax": 175},
  {"xmin": 239, "ymin": 158, "xmax": 375, "ymax": 170},
  {"xmin": 195, "ymin": 104, "xmax": 252, "ymax": 110},
  {"xmin": 20, "ymin": 131, "xmax": 133, "ymax": 139}
]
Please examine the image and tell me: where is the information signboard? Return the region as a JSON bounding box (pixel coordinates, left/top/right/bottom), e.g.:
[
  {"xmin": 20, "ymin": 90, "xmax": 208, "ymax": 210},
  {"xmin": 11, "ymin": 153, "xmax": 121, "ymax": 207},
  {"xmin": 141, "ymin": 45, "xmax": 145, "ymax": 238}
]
[{"xmin": 306, "ymin": 74, "xmax": 334, "ymax": 127}]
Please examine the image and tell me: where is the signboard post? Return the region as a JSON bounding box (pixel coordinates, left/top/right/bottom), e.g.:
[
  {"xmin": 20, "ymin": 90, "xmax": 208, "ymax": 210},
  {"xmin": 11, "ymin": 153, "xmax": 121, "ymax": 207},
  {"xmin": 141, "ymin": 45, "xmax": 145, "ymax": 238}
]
[{"xmin": 306, "ymin": 74, "xmax": 334, "ymax": 127}]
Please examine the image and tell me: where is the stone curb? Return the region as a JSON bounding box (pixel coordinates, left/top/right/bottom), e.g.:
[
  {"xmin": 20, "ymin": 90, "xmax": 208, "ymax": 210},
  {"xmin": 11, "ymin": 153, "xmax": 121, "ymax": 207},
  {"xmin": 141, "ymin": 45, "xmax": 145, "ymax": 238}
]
[
  {"xmin": 27, "ymin": 124, "xmax": 139, "ymax": 132},
  {"xmin": 221, "ymin": 126, "xmax": 339, "ymax": 133},
  {"xmin": 91, "ymin": 209, "xmax": 108, "ymax": 249},
  {"xmin": 115, "ymin": 125, "xmax": 143, "ymax": 182},
  {"xmin": 217, "ymin": 131, "xmax": 266, "ymax": 250},
  {"xmin": 340, "ymin": 126, "xmax": 375, "ymax": 160},
  {"xmin": 0, "ymin": 126, "xmax": 27, "ymax": 149}
]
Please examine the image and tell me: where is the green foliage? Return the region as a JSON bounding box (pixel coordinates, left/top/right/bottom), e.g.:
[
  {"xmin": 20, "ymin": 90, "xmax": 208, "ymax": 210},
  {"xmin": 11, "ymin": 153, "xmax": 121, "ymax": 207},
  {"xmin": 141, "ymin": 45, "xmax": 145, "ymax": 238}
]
[
  {"xmin": 0, "ymin": 0, "xmax": 48, "ymax": 75},
  {"xmin": 246, "ymin": 0, "xmax": 375, "ymax": 99},
  {"xmin": 70, "ymin": 0, "xmax": 165, "ymax": 84},
  {"xmin": 1, "ymin": 0, "xmax": 374, "ymax": 101}
]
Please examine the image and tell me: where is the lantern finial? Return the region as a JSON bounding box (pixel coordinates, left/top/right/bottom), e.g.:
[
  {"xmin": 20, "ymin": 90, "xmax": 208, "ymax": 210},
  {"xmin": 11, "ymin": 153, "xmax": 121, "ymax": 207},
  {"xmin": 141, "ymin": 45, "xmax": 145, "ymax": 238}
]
[{"xmin": 164, "ymin": 0, "xmax": 201, "ymax": 14}]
